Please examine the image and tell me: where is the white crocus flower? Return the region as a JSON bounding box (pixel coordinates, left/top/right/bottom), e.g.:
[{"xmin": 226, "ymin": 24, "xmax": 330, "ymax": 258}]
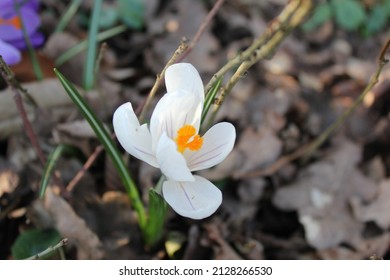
[{"xmin": 113, "ymin": 63, "xmax": 235, "ymax": 219}]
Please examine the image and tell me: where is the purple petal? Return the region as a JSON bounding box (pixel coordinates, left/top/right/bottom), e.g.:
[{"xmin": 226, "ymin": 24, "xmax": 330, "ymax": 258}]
[
  {"xmin": 7, "ymin": 31, "xmax": 44, "ymax": 49},
  {"xmin": 0, "ymin": 0, "xmax": 39, "ymax": 11},
  {"xmin": 0, "ymin": 39, "xmax": 21, "ymax": 65},
  {"xmin": 0, "ymin": 7, "xmax": 41, "ymax": 42}
]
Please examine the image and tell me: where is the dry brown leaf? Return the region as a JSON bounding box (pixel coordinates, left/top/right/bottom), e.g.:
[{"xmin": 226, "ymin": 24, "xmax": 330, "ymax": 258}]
[
  {"xmin": 33, "ymin": 187, "xmax": 104, "ymax": 259},
  {"xmin": 203, "ymin": 220, "xmax": 242, "ymax": 260},
  {"xmin": 273, "ymin": 139, "xmax": 378, "ymax": 249},
  {"xmin": 233, "ymin": 126, "xmax": 282, "ymax": 177},
  {"xmin": 43, "ymin": 32, "xmax": 86, "ymax": 85},
  {"xmin": 57, "ymin": 120, "xmax": 97, "ymax": 138},
  {"xmin": 201, "ymin": 126, "xmax": 282, "ymax": 180},
  {"xmin": 352, "ymin": 180, "xmax": 390, "ymax": 229},
  {"xmin": 146, "ymin": 0, "xmax": 219, "ymax": 72},
  {"xmin": 0, "ymin": 79, "xmax": 74, "ymax": 139},
  {"xmin": 0, "ymin": 160, "xmax": 19, "ymax": 197},
  {"xmin": 318, "ymin": 233, "xmax": 390, "ymax": 260}
]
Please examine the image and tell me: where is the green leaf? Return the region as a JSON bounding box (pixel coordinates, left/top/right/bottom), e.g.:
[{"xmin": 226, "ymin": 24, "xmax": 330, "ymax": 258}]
[
  {"xmin": 332, "ymin": 0, "xmax": 366, "ymax": 31},
  {"xmin": 39, "ymin": 144, "xmax": 84, "ymax": 198},
  {"xmin": 363, "ymin": 4, "xmax": 388, "ymax": 36},
  {"xmin": 54, "ymin": 69, "xmax": 147, "ymax": 229},
  {"xmin": 55, "ymin": 0, "xmax": 83, "ymax": 33},
  {"xmin": 117, "ymin": 0, "xmax": 145, "ymax": 30},
  {"xmin": 144, "ymin": 189, "xmax": 168, "ymax": 247},
  {"xmin": 11, "ymin": 229, "xmax": 61, "ymax": 259},
  {"xmin": 83, "ymin": 0, "xmax": 103, "ymax": 90},
  {"xmin": 302, "ymin": 2, "xmax": 333, "ymax": 32},
  {"xmin": 201, "ymin": 76, "xmax": 223, "ymax": 125},
  {"xmin": 55, "ymin": 25, "xmax": 127, "ymax": 67}
]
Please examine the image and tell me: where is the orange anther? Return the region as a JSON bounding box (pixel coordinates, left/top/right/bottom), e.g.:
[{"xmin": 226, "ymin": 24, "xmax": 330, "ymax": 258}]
[
  {"xmin": 175, "ymin": 125, "xmax": 203, "ymax": 153},
  {"xmin": 0, "ymin": 16, "xmax": 22, "ymax": 30}
]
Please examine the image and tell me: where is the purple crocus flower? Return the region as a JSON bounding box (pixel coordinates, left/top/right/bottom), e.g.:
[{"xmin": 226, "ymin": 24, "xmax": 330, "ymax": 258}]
[{"xmin": 0, "ymin": 0, "xmax": 43, "ymax": 65}]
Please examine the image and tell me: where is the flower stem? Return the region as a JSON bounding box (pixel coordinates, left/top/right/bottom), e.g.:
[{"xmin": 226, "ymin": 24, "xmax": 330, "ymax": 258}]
[
  {"xmin": 83, "ymin": 0, "xmax": 102, "ymax": 90},
  {"xmin": 13, "ymin": 0, "xmax": 44, "ymax": 81}
]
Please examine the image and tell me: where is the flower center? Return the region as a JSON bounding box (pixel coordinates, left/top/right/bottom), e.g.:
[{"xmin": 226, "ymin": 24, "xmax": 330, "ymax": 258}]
[
  {"xmin": 0, "ymin": 16, "xmax": 22, "ymax": 30},
  {"xmin": 175, "ymin": 125, "xmax": 203, "ymax": 153}
]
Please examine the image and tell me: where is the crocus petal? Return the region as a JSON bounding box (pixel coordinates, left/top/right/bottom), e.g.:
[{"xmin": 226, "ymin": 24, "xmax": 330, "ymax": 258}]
[
  {"xmin": 0, "ymin": 0, "xmax": 39, "ymax": 10},
  {"xmin": 162, "ymin": 175, "xmax": 222, "ymax": 219},
  {"xmin": 186, "ymin": 122, "xmax": 236, "ymax": 171},
  {"xmin": 150, "ymin": 90, "xmax": 202, "ymax": 152},
  {"xmin": 113, "ymin": 102, "xmax": 158, "ymax": 168},
  {"xmin": 0, "ymin": 7, "xmax": 41, "ymax": 42},
  {"xmin": 156, "ymin": 132, "xmax": 194, "ymax": 182},
  {"xmin": 8, "ymin": 31, "xmax": 44, "ymax": 49},
  {"xmin": 165, "ymin": 63, "xmax": 204, "ymax": 102},
  {"xmin": 0, "ymin": 39, "xmax": 21, "ymax": 65}
]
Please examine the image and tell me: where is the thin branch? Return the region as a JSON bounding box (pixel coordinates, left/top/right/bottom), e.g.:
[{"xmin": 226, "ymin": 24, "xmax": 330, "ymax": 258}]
[
  {"xmin": 26, "ymin": 238, "xmax": 68, "ymax": 260},
  {"xmin": 204, "ymin": 0, "xmax": 306, "ymax": 93},
  {"xmin": 177, "ymin": 0, "xmax": 225, "ymax": 62},
  {"xmin": 137, "ymin": 39, "xmax": 189, "ymax": 122},
  {"xmin": 233, "ymin": 143, "xmax": 309, "ymax": 179},
  {"xmin": 302, "ymin": 37, "xmax": 390, "ymax": 160},
  {"xmin": 0, "ymin": 56, "xmax": 66, "ymax": 196},
  {"xmin": 206, "ymin": 0, "xmax": 312, "ymax": 125},
  {"xmin": 0, "ymin": 57, "xmax": 46, "ymax": 165},
  {"xmin": 234, "ymin": 38, "xmax": 390, "ymax": 178},
  {"xmin": 66, "ymin": 145, "xmax": 104, "ymax": 192}
]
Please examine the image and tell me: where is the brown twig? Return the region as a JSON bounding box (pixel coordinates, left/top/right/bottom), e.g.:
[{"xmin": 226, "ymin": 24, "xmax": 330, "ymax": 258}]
[
  {"xmin": 235, "ymin": 38, "xmax": 390, "ymax": 178},
  {"xmin": 302, "ymin": 37, "xmax": 390, "ymax": 161},
  {"xmin": 26, "ymin": 238, "xmax": 68, "ymax": 260},
  {"xmin": 66, "ymin": 145, "xmax": 104, "ymax": 192},
  {"xmin": 204, "ymin": 0, "xmax": 307, "ymax": 93},
  {"xmin": 233, "ymin": 144, "xmax": 309, "ymax": 179},
  {"xmin": 0, "ymin": 56, "xmax": 66, "ymax": 196},
  {"xmin": 137, "ymin": 39, "xmax": 189, "ymax": 122},
  {"xmin": 177, "ymin": 0, "xmax": 225, "ymax": 62},
  {"xmin": 137, "ymin": 0, "xmax": 225, "ymax": 121},
  {"xmin": 206, "ymin": 0, "xmax": 312, "ymax": 126},
  {"xmin": 0, "ymin": 57, "xmax": 46, "ymax": 165}
]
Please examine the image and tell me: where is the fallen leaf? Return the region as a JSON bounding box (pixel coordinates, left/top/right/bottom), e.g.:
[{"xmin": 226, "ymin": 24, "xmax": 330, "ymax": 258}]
[
  {"xmin": 31, "ymin": 187, "xmax": 104, "ymax": 259},
  {"xmin": 352, "ymin": 179, "xmax": 390, "ymax": 229},
  {"xmin": 273, "ymin": 139, "xmax": 378, "ymax": 249}
]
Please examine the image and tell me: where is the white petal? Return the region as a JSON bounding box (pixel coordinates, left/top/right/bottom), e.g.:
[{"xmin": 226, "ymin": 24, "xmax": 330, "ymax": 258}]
[
  {"xmin": 113, "ymin": 102, "xmax": 158, "ymax": 167},
  {"xmin": 162, "ymin": 175, "xmax": 222, "ymax": 219},
  {"xmin": 187, "ymin": 122, "xmax": 236, "ymax": 171},
  {"xmin": 156, "ymin": 132, "xmax": 194, "ymax": 182},
  {"xmin": 165, "ymin": 63, "xmax": 204, "ymax": 101},
  {"xmin": 150, "ymin": 90, "xmax": 202, "ymax": 152}
]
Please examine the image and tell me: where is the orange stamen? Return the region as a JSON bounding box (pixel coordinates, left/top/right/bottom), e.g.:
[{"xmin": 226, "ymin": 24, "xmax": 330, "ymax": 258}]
[
  {"xmin": 175, "ymin": 125, "xmax": 203, "ymax": 153},
  {"xmin": 0, "ymin": 16, "xmax": 22, "ymax": 30}
]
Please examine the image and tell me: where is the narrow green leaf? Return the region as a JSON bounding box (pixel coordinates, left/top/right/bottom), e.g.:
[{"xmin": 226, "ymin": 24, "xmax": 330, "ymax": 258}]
[
  {"xmin": 39, "ymin": 144, "xmax": 84, "ymax": 198},
  {"xmin": 201, "ymin": 76, "xmax": 223, "ymax": 125},
  {"xmin": 14, "ymin": 1, "xmax": 43, "ymax": 80},
  {"xmin": 117, "ymin": 0, "xmax": 145, "ymax": 29},
  {"xmin": 83, "ymin": 0, "xmax": 103, "ymax": 90},
  {"xmin": 11, "ymin": 229, "xmax": 61, "ymax": 260},
  {"xmin": 144, "ymin": 189, "xmax": 168, "ymax": 247},
  {"xmin": 55, "ymin": 25, "xmax": 127, "ymax": 67},
  {"xmin": 54, "ymin": 69, "xmax": 147, "ymax": 229},
  {"xmin": 55, "ymin": 0, "xmax": 83, "ymax": 33}
]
